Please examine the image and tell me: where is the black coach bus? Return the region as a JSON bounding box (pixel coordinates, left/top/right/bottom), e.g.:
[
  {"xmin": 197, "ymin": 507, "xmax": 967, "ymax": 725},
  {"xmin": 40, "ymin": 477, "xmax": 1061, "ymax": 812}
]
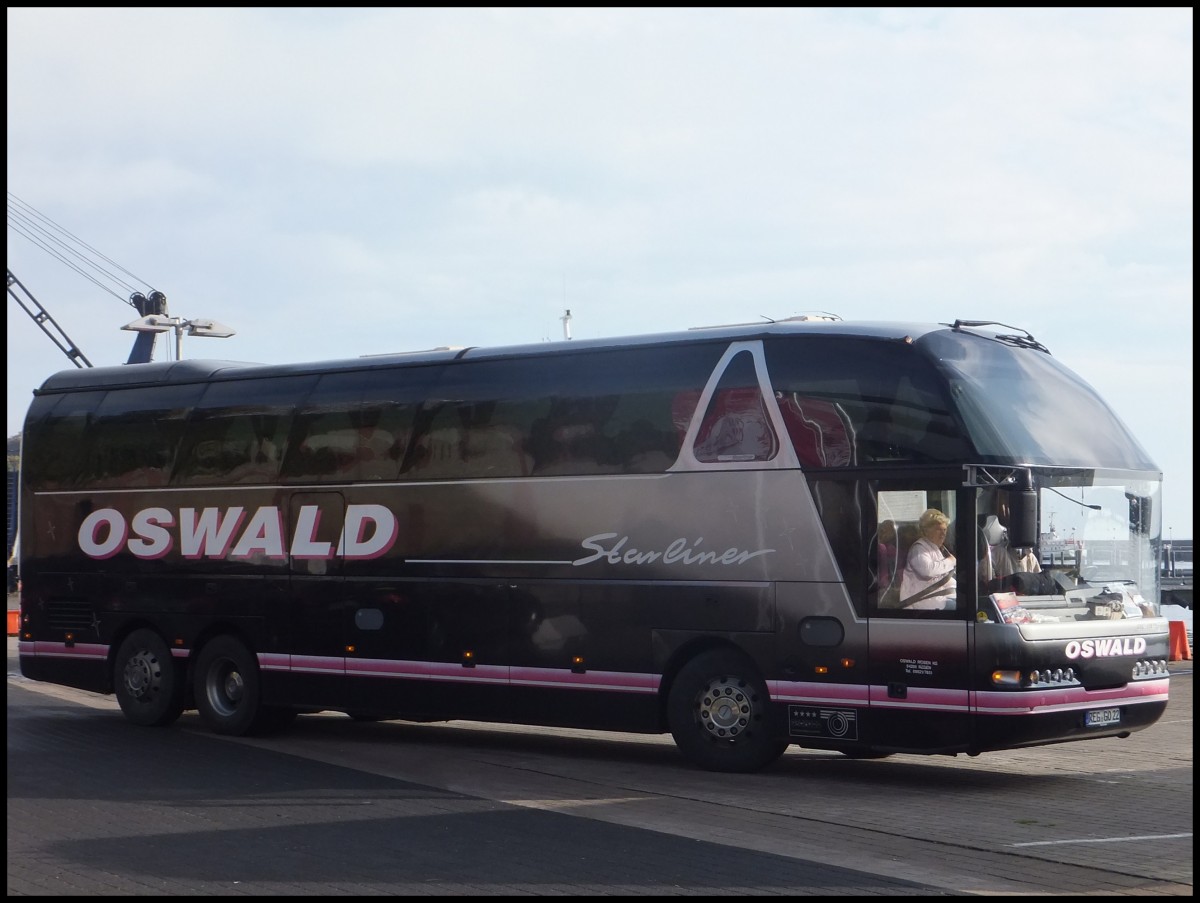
[{"xmin": 16, "ymin": 317, "xmax": 1170, "ymax": 772}]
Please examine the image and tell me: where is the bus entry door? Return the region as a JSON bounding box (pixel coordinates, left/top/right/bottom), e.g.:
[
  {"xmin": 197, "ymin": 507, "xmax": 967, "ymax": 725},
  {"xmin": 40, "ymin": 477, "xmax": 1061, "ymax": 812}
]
[{"xmin": 867, "ymin": 618, "xmax": 971, "ymax": 753}]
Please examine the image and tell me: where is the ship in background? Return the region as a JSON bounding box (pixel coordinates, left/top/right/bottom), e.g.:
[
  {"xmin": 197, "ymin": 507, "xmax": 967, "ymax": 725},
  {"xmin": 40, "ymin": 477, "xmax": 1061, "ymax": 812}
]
[{"xmin": 1161, "ymin": 537, "xmax": 1193, "ymax": 610}]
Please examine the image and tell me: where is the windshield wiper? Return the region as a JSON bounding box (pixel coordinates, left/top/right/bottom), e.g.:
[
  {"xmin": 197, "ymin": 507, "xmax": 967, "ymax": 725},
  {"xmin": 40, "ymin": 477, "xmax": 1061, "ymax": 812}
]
[
  {"xmin": 951, "ymin": 320, "xmax": 1051, "ymax": 354},
  {"xmin": 1046, "ymin": 485, "xmax": 1102, "ymax": 511}
]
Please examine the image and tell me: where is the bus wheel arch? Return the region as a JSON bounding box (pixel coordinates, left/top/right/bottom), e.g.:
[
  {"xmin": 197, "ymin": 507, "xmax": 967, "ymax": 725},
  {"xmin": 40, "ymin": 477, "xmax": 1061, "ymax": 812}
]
[
  {"xmin": 665, "ymin": 646, "xmax": 788, "ymax": 773},
  {"xmin": 112, "ymin": 627, "xmax": 185, "ymax": 727}
]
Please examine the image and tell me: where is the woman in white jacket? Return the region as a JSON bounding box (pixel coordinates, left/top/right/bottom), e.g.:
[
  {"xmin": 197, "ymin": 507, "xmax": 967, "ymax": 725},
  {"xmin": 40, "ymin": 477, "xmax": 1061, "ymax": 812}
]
[{"xmin": 898, "ymin": 508, "xmax": 957, "ymax": 610}]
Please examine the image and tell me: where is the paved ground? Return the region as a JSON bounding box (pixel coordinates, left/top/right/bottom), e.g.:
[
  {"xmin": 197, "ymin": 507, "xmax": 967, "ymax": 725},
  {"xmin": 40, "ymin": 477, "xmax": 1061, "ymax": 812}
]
[{"xmin": 7, "ymin": 626, "xmax": 1192, "ymax": 896}]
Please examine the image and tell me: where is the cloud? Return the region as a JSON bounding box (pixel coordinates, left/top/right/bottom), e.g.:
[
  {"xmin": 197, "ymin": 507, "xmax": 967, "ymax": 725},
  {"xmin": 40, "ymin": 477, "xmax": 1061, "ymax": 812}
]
[{"xmin": 7, "ymin": 7, "xmax": 1193, "ymax": 536}]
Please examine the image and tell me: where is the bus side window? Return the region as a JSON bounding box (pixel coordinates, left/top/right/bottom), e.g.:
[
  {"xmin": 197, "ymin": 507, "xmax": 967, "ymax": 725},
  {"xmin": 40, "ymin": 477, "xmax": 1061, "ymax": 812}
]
[
  {"xmin": 20, "ymin": 393, "xmax": 101, "ymax": 491},
  {"xmin": 177, "ymin": 416, "xmax": 243, "ymax": 484},
  {"xmin": 459, "ymin": 424, "xmax": 530, "ymax": 476},
  {"xmin": 222, "ymin": 418, "xmax": 285, "ymax": 484},
  {"xmin": 352, "ymin": 385, "xmax": 429, "ymax": 482},
  {"xmin": 528, "ymin": 395, "xmax": 621, "ymax": 476},
  {"xmin": 808, "ymin": 478, "xmax": 871, "ymax": 614},
  {"xmin": 83, "ymin": 416, "xmax": 170, "ymax": 488},
  {"xmin": 405, "ymin": 404, "xmax": 465, "ymax": 480},
  {"xmin": 531, "ymin": 416, "xmax": 618, "ymax": 475},
  {"xmin": 612, "ymin": 417, "xmax": 675, "ymax": 473},
  {"xmin": 283, "ymin": 412, "xmax": 358, "ymax": 481},
  {"xmin": 456, "ymin": 401, "xmax": 534, "ymax": 478},
  {"xmin": 671, "ymin": 390, "xmax": 703, "ymax": 447},
  {"xmin": 693, "ymin": 387, "xmax": 777, "ymax": 463},
  {"xmin": 176, "ymin": 375, "xmax": 310, "ymax": 486},
  {"xmin": 85, "ymin": 386, "xmax": 199, "ymax": 489},
  {"xmin": 776, "ymin": 394, "xmax": 856, "ymax": 468},
  {"xmin": 763, "ymin": 337, "xmax": 970, "ymax": 466},
  {"xmin": 356, "ymin": 417, "xmax": 407, "ymax": 481},
  {"xmin": 681, "ymin": 349, "xmax": 778, "ymax": 465},
  {"xmin": 876, "ymin": 522, "xmax": 919, "ymax": 608}
]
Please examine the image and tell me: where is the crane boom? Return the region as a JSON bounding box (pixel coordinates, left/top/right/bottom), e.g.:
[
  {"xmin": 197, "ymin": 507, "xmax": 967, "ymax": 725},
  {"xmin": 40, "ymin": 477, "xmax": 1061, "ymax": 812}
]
[{"xmin": 6, "ymin": 268, "xmax": 93, "ymax": 368}]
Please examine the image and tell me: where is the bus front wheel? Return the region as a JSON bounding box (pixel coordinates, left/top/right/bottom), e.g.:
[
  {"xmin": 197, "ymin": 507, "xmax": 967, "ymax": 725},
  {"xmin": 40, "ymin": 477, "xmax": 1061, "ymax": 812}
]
[
  {"xmin": 667, "ymin": 649, "xmax": 788, "ymax": 773},
  {"xmin": 114, "ymin": 628, "xmax": 185, "ymax": 727},
  {"xmin": 193, "ymin": 636, "xmax": 291, "ymax": 736}
]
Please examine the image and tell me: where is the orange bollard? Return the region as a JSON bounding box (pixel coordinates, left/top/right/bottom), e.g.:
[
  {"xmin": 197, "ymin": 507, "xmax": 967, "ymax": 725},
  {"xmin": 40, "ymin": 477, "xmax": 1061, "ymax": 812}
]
[
  {"xmin": 1168, "ymin": 620, "xmax": 1192, "ymax": 661},
  {"xmin": 6, "ymin": 609, "xmax": 17, "ymax": 637}
]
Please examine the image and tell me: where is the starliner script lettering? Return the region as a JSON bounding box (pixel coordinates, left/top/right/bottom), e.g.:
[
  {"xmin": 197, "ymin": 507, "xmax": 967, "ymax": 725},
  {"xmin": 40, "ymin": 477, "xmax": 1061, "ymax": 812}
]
[{"xmin": 572, "ymin": 533, "xmax": 775, "ymax": 566}]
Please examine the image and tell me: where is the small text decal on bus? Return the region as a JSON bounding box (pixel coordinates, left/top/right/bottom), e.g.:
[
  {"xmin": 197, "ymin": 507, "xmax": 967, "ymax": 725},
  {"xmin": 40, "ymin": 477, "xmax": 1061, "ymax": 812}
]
[{"xmin": 77, "ymin": 505, "xmax": 397, "ymax": 561}]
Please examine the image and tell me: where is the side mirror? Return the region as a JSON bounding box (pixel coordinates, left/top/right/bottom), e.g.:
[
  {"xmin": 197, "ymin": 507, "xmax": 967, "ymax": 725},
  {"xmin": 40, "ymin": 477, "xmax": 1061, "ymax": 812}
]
[{"xmin": 1004, "ymin": 487, "xmax": 1039, "ymax": 548}]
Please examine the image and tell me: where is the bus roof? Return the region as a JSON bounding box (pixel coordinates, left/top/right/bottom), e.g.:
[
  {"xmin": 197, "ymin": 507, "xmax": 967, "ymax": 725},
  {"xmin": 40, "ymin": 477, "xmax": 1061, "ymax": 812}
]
[{"xmin": 30, "ymin": 318, "xmax": 985, "ymax": 395}]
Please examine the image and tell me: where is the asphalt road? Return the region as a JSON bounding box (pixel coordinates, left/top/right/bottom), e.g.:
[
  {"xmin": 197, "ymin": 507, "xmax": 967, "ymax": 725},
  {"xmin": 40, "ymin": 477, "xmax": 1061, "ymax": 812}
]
[{"xmin": 7, "ymin": 634, "xmax": 1193, "ymax": 896}]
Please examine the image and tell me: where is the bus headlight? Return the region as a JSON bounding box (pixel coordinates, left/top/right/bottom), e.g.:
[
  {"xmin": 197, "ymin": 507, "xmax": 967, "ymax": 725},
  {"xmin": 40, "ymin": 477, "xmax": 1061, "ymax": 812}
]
[
  {"xmin": 1133, "ymin": 659, "xmax": 1169, "ymax": 677},
  {"xmin": 1011, "ymin": 668, "xmax": 1079, "ymax": 686}
]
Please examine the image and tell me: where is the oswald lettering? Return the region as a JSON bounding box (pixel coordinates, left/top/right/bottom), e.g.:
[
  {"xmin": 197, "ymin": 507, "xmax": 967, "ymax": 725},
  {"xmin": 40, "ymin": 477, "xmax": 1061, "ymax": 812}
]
[
  {"xmin": 78, "ymin": 505, "xmax": 397, "ymax": 561},
  {"xmin": 1064, "ymin": 637, "xmax": 1148, "ymax": 659}
]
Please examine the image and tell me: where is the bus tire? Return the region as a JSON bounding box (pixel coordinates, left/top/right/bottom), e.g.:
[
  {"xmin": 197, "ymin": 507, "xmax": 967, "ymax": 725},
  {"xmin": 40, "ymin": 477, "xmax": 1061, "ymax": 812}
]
[
  {"xmin": 667, "ymin": 649, "xmax": 788, "ymax": 773},
  {"xmin": 114, "ymin": 628, "xmax": 185, "ymax": 727},
  {"xmin": 193, "ymin": 636, "xmax": 274, "ymax": 736}
]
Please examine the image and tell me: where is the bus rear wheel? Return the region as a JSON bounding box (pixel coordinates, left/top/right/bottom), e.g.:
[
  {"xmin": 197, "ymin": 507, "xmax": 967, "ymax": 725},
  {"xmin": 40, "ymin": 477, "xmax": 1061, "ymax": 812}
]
[
  {"xmin": 193, "ymin": 636, "xmax": 292, "ymax": 736},
  {"xmin": 114, "ymin": 628, "xmax": 184, "ymax": 727},
  {"xmin": 667, "ymin": 649, "xmax": 788, "ymax": 773}
]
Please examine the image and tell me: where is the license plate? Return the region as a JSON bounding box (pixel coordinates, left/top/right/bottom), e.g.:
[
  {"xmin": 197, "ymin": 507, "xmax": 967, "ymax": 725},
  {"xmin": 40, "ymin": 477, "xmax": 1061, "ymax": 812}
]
[{"xmin": 1084, "ymin": 708, "xmax": 1121, "ymax": 727}]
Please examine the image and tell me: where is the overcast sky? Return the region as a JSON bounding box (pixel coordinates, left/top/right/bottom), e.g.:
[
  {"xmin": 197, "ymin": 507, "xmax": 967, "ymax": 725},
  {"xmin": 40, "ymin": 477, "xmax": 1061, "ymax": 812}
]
[{"xmin": 6, "ymin": 8, "xmax": 1193, "ymax": 538}]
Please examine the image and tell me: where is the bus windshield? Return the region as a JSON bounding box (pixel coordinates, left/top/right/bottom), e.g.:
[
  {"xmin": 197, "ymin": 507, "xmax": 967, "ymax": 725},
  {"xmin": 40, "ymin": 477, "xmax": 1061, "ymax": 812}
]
[
  {"xmin": 976, "ymin": 472, "xmax": 1162, "ymax": 624},
  {"xmin": 922, "ymin": 330, "xmax": 1158, "ymax": 471}
]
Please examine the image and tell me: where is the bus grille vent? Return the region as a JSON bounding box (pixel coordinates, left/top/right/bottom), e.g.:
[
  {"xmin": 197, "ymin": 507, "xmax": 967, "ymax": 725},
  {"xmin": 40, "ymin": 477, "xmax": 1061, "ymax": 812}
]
[{"xmin": 46, "ymin": 599, "xmax": 95, "ymax": 631}]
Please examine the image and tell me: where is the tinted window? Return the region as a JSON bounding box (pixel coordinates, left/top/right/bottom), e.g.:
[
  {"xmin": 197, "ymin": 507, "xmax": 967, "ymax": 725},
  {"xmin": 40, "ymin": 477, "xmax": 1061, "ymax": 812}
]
[
  {"xmin": 690, "ymin": 350, "xmax": 778, "ymax": 464},
  {"xmin": 177, "ymin": 375, "xmax": 316, "ymax": 486},
  {"xmin": 920, "ymin": 330, "xmax": 1158, "ymax": 470},
  {"xmin": 402, "ymin": 344, "xmax": 723, "ymax": 480},
  {"xmin": 524, "ymin": 345, "xmax": 722, "ymax": 476},
  {"xmin": 765, "ymin": 337, "xmax": 970, "ymax": 466},
  {"xmin": 282, "ymin": 368, "xmax": 440, "ymax": 483},
  {"xmin": 81, "ymin": 384, "xmax": 204, "ymax": 489},
  {"xmin": 21, "ymin": 391, "xmax": 105, "ymax": 490}
]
